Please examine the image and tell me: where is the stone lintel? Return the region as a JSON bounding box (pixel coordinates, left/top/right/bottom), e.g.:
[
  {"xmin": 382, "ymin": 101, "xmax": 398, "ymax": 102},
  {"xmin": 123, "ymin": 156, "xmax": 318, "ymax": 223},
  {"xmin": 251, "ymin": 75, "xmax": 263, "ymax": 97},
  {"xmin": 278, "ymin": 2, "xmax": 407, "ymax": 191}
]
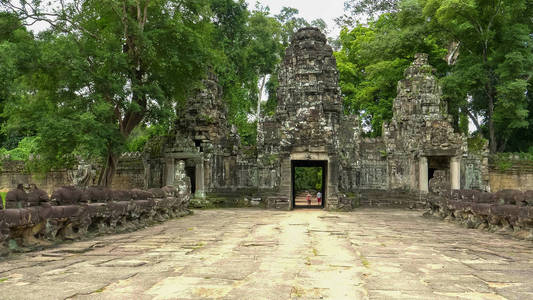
[
  {"xmin": 164, "ymin": 152, "xmax": 203, "ymax": 161},
  {"xmin": 421, "ymin": 150, "xmax": 459, "ymax": 157},
  {"xmin": 291, "ymin": 146, "xmax": 328, "ymax": 153},
  {"xmin": 290, "ymin": 152, "xmax": 330, "ymax": 161}
]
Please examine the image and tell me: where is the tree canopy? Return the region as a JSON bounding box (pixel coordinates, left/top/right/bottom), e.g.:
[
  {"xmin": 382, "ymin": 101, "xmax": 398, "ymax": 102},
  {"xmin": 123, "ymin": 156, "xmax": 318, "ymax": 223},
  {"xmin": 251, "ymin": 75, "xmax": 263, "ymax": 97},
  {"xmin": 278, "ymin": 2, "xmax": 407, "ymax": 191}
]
[
  {"xmin": 336, "ymin": 0, "xmax": 532, "ymax": 152},
  {"xmin": 0, "ymin": 1, "xmax": 326, "ymax": 185}
]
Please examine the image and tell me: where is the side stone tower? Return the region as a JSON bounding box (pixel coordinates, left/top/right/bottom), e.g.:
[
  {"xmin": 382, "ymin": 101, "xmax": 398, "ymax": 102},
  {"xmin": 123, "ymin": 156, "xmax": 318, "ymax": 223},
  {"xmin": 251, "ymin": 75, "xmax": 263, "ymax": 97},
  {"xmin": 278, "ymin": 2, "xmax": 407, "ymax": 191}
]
[
  {"xmin": 258, "ymin": 27, "xmax": 343, "ymax": 209},
  {"xmin": 384, "ymin": 53, "xmax": 467, "ymax": 193}
]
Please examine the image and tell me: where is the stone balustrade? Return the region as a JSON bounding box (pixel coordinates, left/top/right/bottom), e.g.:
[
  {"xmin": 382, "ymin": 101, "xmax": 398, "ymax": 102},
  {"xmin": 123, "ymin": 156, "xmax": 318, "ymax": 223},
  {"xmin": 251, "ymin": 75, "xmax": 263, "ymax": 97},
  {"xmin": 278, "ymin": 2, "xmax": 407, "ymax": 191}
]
[
  {"xmin": 425, "ymin": 189, "xmax": 533, "ymax": 240},
  {"xmin": 0, "ymin": 185, "xmax": 191, "ymax": 256}
]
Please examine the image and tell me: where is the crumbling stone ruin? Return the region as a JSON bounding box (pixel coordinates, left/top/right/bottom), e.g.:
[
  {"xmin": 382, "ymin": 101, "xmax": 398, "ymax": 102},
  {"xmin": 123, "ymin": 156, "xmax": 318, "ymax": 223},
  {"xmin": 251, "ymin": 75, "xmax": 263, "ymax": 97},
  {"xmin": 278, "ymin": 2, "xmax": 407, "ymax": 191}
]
[
  {"xmin": 145, "ymin": 27, "xmax": 490, "ymax": 211},
  {"xmin": 0, "ymin": 165, "xmax": 191, "ymax": 256},
  {"xmin": 426, "ymin": 189, "xmax": 533, "ymax": 240}
]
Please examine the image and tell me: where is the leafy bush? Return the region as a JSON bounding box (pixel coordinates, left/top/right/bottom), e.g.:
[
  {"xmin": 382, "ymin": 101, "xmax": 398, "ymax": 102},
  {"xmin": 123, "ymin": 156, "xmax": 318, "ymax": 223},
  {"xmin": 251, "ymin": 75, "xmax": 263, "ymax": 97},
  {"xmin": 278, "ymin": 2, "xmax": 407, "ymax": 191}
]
[
  {"xmin": 0, "ymin": 136, "xmax": 39, "ymax": 161},
  {"xmin": 491, "ymin": 152, "xmax": 533, "ymax": 171},
  {"xmin": 0, "ymin": 192, "xmax": 6, "ymax": 209}
]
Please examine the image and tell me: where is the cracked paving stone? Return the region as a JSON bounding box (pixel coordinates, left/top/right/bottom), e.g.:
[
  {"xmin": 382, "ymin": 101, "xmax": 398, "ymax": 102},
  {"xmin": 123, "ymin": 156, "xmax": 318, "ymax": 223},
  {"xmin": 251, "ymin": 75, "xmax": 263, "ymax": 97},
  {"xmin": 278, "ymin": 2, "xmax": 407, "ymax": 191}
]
[{"xmin": 0, "ymin": 208, "xmax": 532, "ymax": 299}]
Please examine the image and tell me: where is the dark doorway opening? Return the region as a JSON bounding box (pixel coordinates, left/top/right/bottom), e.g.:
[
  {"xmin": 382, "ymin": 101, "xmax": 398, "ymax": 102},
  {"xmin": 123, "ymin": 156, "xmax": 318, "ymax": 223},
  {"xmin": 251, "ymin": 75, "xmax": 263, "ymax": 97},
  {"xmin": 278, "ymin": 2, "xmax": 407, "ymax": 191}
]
[
  {"xmin": 185, "ymin": 166, "xmax": 196, "ymax": 194},
  {"xmin": 291, "ymin": 160, "xmax": 327, "ymax": 209},
  {"xmin": 427, "ymin": 156, "xmax": 450, "ymax": 183},
  {"xmin": 428, "ymin": 168, "xmax": 436, "ymax": 181}
]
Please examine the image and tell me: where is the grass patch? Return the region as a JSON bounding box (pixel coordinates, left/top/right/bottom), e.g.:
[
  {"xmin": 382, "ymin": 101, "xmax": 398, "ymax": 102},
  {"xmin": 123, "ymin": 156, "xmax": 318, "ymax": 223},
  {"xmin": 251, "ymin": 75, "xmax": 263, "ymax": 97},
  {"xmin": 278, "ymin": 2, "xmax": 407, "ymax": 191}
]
[
  {"xmin": 0, "ymin": 277, "xmax": 8, "ymax": 283},
  {"xmin": 0, "ymin": 192, "xmax": 6, "ymax": 209},
  {"xmin": 360, "ymin": 255, "xmax": 370, "ymax": 268}
]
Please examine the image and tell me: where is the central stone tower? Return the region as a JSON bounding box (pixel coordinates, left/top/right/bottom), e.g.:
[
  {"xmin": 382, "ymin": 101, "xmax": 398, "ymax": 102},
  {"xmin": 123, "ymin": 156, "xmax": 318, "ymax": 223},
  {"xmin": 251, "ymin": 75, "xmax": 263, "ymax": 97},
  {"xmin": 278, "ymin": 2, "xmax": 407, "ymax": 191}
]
[{"xmin": 258, "ymin": 27, "xmax": 344, "ymax": 209}]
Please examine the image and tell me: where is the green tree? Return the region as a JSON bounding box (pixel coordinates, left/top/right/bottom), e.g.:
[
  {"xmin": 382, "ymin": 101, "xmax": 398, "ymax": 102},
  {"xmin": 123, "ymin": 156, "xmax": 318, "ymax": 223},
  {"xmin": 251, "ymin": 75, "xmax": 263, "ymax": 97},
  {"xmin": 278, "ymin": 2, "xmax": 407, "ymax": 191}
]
[
  {"xmin": 0, "ymin": 12, "xmax": 37, "ymax": 148},
  {"xmin": 337, "ymin": 0, "xmax": 402, "ymax": 26},
  {"xmin": 1, "ymin": 0, "xmax": 213, "ymax": 185},
  {"xmin": 424, "ymin": 0, "xmax": 533, "ymax": 152},
  {"xmin": 335, "ymin": 0, "xmax": 448, "ymax": 136}
]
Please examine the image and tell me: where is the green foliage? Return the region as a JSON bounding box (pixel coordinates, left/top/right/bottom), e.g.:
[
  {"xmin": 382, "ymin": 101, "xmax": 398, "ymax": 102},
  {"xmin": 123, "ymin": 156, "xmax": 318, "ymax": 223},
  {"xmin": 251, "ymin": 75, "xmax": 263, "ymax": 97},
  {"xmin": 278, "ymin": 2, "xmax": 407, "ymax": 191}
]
[
  {"xmin": 424, "ymin": 0, "xmax": 533, "ymax": 152},
  {"xmin": 335, "ymin": 1, "xmax": 448, "ymax": 136},
  {"xmin": 1, "ymin": 192, "xmax": 6, "ymax": 209},
  {"xmin": 467, "ymin": 134, "xmax": 488, "ymax": 154},
  {"xmin": 1, "ymin": 0, "xmax": 214, "ymax": 183},
  {"xmin": 336, "ymin": 0, "xmax": 532, "ymax": 153},
  {"xmin": 338, "ymin": 0, "xmax": 402, "ymax": 25},
  {"xmin": 294, "ymin": 167, "xmax": 323, "ymax": 192},
  {"xmin": 209, "ymin": 3, "xmax": 326, "ymax": 145},
  {"xmin": 491, "ymin": 152, "xmax": 533, "ymax": 172},
  {"xmin": 126, "ymin": 125, "xmax": 169, "ymax": 153},
  {"xmin": 0, "ymin": 137, "xmax": 39, "ymax": 161},
  {"xmin": 0, "ymin": 12, "xmax": 37, "ymax": 148}
]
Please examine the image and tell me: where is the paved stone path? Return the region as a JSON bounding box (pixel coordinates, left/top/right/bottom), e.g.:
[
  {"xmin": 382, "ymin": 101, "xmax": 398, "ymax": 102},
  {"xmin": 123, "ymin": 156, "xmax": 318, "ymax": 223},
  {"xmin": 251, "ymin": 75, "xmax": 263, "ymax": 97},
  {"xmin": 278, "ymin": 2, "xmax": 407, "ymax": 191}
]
[{"xmin": 1, "ymin": 209, "xmax": 532, "ymax": 300}]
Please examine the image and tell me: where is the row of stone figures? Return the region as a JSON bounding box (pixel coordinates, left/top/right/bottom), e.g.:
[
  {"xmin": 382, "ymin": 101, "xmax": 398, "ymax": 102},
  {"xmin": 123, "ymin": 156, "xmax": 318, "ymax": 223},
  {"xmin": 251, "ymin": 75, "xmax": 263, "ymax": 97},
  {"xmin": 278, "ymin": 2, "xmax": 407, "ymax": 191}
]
[
  {"xmin": 0, "ymin": 162, "xmax": 192, "ymax": 256},
  {"xmin": 425, "ymin": 189, "xmax": 533, "ymax": 241}
]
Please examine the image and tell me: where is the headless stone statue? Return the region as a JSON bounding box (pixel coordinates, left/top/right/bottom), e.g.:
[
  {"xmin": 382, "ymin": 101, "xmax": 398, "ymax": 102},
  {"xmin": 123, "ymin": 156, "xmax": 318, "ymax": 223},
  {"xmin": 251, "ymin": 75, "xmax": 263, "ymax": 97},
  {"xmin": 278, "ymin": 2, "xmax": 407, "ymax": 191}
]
[
  {"xmin": 174, "ymin": 160, "xmax": 187, "ymax": 182},
  {"xmin": 67, "ymin": 160, "xmax": 94, "ymax": 187},
  {"xmin": 174, "ymin": 160, "xmax": 191, "ymax": 196}
]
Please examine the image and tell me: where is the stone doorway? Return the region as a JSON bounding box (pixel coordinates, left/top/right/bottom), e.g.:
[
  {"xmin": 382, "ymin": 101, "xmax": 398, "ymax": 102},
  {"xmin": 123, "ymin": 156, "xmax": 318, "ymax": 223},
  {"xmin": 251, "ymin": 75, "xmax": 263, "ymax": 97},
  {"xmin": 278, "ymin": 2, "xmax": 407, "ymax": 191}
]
[
  {"xmin": 185, "ymin": 166, "xmax": 196, "ymax": 194},
  {"xmin": 427, "ymin": 156, "xmax": 451, "ymax": 194},
  {"xmin": 291, "ymin": 160, "xmax": 327, "ymax": 209},
  {"xmin": 428, "ymin": 156, "xmax": 450, "ymax": 182}
]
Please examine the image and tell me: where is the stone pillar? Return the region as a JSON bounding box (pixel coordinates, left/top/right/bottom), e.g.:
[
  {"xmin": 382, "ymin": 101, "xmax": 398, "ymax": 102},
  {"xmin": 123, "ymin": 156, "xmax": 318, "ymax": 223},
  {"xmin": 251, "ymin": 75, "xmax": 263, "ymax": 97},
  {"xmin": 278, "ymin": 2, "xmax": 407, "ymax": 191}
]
[
  {"xmin": 142, "ymin": 156, "xmax": 150, "ymax": 189},
  {"xmin": 165, "ymin": 158, "xmax": 175, "ymax": 186},
  {"xmin": 450, "ymin": 156, "xmax": 461, "ymax": 190},
  {"xmin": 195, "ymin": 160, "xmax": 206, "ymax": 199},
  {"xmin": 419, "ymin": 157, "xmax": 428, "ymax": 193}
]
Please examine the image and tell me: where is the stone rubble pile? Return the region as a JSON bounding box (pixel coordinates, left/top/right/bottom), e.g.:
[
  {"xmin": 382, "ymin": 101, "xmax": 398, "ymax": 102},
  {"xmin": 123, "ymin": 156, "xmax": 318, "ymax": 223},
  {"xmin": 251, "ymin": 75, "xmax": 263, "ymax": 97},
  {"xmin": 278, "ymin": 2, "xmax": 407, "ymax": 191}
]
[
  {"xmin": 0, "ymin": 183, "xmax": 191, "ymax": 256},
  {"xmin": 425, "ymin": 189, "xmax": 533, "ymax": 240}
]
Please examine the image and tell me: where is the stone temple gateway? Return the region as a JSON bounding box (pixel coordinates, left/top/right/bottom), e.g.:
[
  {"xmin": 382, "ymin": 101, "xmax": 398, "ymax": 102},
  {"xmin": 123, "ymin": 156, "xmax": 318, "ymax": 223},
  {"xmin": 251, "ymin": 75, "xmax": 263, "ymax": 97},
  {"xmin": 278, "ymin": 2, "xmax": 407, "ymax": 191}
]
[{"xmin": 146, "ymin": 27, "xmax": 488, "ymax": 210}]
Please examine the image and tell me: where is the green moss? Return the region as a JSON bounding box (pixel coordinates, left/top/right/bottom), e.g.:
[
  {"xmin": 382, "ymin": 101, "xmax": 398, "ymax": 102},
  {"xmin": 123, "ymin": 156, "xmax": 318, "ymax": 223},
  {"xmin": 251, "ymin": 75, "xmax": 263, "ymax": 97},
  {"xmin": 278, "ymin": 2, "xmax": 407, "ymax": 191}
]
[
  {"xmin": 0, "ymin": 192, "xmax": 6, "ymax": 209},
  {"xmin": 143, "ymin": 136, "xmax": 167, "ymax": 157},
  {"xmin": 467, "ymin": 134, "xmax": 487, "ymax": 154},
  {"xmin": 420, "ymin": 65, "xmax": 434, "ymax": 74},
  {"xmin": 361, "ymin": 257, "xmax": 370, "ymax": 268},
  {"xmin": 199, "ymin": 114, "xmax": 214, "ymax": 123},
  {"xmin": 491, "ymin": 152, "xmax": 533, "ymax": 172},
  {"xmin": 0, "ymin": 278, "xmax": 8, "ymax": 283}
]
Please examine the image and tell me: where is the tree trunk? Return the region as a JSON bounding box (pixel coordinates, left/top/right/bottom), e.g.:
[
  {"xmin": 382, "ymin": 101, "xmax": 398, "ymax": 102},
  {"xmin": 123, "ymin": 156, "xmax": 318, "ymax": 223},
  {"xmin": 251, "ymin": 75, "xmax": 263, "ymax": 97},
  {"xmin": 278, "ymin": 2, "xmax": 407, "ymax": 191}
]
[
  {"xmin": 487, "ymin": 89, "xmax": 497, "ymax": 153},
  {"xmin": 98, "ymin": 151, "xmax": 119, "ymax": 187}
]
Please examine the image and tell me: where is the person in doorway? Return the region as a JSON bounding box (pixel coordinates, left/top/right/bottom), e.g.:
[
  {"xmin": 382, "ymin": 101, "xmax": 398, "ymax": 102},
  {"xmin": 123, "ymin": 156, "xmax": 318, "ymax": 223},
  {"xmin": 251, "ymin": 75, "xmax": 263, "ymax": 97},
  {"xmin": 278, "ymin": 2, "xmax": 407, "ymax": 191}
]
[
  {"xmin": 317, "ymin": 191, "xmax": 322, "ymax": 205},
  {"xmin": 306, "ymin": 191, "xmax": 311, "ymax": 205}
]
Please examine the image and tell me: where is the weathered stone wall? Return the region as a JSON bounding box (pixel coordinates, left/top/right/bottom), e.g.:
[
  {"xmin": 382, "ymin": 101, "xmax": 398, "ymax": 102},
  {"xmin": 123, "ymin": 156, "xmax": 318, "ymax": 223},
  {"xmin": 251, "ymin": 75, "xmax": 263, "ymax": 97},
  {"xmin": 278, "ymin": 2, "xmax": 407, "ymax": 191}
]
[
  {"xmin": 489, "ymin": 163, "xmax": 533, "ymax": 192},
  {"xmin": 1, "ymin": 155, "xmax": 146, "ymax": 194},
  {"xmin": 110, "ymin": 152, "xmax": 146, "ymax": 191},
  {"xmin": 0, "ymin": 161, "xmax": 69, "ymax": 194}
]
